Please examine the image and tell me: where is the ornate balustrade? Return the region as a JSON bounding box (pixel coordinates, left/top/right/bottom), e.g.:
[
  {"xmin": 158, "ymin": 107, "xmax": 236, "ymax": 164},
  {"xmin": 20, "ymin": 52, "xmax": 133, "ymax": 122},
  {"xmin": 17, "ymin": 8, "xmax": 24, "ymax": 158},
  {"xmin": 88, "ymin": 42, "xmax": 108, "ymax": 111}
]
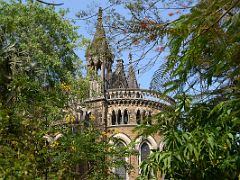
[{"xmin": 106, "ymin": 88, "xmax": 175, "ymax": 106}]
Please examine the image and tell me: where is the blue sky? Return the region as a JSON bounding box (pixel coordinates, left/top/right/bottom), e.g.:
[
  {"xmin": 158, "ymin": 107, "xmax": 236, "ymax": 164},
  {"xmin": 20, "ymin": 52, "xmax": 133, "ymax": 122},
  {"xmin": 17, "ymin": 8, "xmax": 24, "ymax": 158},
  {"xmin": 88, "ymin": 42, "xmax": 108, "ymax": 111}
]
[{"xmin": 54, "ymin": 0, "xmax": 180, "ymax": 89}]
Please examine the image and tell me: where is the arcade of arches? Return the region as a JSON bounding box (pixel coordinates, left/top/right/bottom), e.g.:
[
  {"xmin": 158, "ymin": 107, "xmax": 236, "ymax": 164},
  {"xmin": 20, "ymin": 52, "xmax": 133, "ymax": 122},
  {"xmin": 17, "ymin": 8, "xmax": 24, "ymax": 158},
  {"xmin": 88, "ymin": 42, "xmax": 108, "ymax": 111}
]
[{"xmin": 110, "ymin": 109, "xmax": 152, "ymax": 126}]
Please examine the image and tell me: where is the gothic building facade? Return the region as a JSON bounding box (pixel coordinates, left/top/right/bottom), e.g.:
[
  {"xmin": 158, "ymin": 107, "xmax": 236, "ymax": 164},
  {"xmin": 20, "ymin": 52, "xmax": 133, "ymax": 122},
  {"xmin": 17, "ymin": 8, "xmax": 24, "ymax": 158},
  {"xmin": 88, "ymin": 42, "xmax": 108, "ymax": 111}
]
[{"xmin": 80, "ymin": 8, "xmax": 174, "ymax": 180}]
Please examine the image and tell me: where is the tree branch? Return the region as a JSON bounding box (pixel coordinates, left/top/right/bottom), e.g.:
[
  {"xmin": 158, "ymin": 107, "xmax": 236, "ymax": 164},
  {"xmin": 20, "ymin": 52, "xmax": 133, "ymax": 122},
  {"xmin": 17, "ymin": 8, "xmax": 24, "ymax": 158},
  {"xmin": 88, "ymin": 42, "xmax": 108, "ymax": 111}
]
[{"xmin": 36, "ymin": 0, "xmax": 64, "ymax": 6}]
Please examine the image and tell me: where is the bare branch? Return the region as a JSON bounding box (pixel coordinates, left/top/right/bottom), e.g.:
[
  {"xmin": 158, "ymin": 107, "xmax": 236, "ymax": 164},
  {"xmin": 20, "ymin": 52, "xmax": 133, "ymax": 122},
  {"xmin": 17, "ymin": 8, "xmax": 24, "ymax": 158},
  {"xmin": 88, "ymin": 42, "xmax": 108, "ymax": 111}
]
[{"xmin": 36, "ymin": 0, "xmax": 64, "ymax": 6}]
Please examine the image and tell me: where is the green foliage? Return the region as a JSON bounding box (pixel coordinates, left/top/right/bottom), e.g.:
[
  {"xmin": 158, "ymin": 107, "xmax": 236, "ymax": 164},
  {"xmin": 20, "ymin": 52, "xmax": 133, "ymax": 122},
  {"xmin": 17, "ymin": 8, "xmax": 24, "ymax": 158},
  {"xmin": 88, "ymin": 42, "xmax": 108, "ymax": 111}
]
[
  {"xmin": 41, "ymin": 122, "xmax": 133, "ymax": 180},
  {"xmin": 165, "ymin": 0, "xmax": 240, "ymax": 94},
  {"xmin": 136, "ymin": 0, "xmax": 240, "ymax": 179},
  {"xmin": 0, "ymin": 0, "xmax": 82, "ymax": 178},
  {"xmin": 77, "ymin": 0, "xmax": 240, "ymax": 178},
  {"xmin": 0, "ymin": 1, "xmax": 130, "ymax": 179},
  {"xmin": 139, "ymin": 96, "xmax": 240, "ymax": 179}
]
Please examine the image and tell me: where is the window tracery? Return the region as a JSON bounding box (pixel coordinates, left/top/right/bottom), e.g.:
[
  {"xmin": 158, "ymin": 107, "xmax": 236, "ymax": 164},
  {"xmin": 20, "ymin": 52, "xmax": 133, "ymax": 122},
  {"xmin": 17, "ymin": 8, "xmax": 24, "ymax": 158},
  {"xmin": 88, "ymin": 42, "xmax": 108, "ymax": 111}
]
[{"xmin": 115, "ymin": 142, "xmax": 127, "ymax": 180}]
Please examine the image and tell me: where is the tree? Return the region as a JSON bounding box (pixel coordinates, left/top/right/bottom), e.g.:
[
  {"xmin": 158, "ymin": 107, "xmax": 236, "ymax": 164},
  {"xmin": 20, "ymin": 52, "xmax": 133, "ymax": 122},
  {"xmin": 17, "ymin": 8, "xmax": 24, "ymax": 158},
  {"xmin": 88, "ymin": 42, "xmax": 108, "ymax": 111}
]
[
  {"xmin": 78, "ymin": 0, "xmax": 240, "ymax": 179},
  {"xmin": 0, "ymin": 1, "xmax": 133, "ymax": 179},
  {"xmin": 35, "ymin": 0, "xmax": 64, "ymax": 6},
  {"xmin": 76, "ymin": 0, "xmax": 194, "ymax": 69},
  {"xmin": 134, "ymin": 0, "xmax": 240, "ymax": 179},
  {"xmin": 0, "ymin": 0, "xmax": 84, "ymax": 177}
]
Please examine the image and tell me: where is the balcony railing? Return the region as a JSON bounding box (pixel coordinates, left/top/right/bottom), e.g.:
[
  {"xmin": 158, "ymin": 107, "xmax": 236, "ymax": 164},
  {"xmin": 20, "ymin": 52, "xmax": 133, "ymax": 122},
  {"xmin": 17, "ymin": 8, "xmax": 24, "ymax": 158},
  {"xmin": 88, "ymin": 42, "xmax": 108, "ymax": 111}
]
[{"xmin": 106, "ymin": 88, "xmax": 174, "ymax": 106}]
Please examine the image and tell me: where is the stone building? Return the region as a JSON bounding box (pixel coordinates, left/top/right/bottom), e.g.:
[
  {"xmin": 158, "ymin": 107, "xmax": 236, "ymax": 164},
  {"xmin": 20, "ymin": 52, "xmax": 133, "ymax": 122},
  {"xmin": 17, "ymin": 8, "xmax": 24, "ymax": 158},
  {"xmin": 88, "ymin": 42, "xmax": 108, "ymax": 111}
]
[{"xmin": 80, "ymin": 8, "xmax": 174, "ymax": 180}]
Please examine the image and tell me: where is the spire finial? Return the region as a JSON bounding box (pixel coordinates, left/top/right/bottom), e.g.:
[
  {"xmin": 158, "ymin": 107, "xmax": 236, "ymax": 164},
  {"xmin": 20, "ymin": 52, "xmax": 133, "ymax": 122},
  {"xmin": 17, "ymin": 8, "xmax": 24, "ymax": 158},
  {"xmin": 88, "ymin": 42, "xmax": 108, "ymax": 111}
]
[
  {"xmin": 98, "ymin": 7, "xmax": 103, "ymax": 20},
  {"xmin": 85, "ymin": 6, "xmax": 113, "ymax": 65},
  {"xmin": 127, "ymin": 49, "xmax": 139, "ymax": 89},
  {"xmin": 129, "ymin": 48, "xmax": 132, "ymax": 64}
]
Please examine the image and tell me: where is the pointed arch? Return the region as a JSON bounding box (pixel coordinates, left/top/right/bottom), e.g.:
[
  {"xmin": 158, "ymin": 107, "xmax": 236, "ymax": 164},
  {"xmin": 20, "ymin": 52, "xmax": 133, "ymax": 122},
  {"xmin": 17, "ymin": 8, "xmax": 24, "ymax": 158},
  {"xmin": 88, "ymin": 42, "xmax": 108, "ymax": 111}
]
[
  {"xmin": 108, "ymin": 133, "xmax": 131, "ymax": 180},
  {"xmin": 136, "ymin": 109, "xmax": 141, "ymax": 124},
  {"xmin": 147, "ymin": 111, "xmax": 152, "ymax": 125},
  {"xmin": 140, "ymin": 142, "xmax": 150, "ymax": 162},
  {"xmin": 109, "ymin": 133, "xmax": 131, "ymax": 145},
  {"xmin": 112, "ymin": 110, "xmax": 116, "ymax": 125},
  {"xmin": 135, "ymin": 136, "xmax": 158, "ymax": 150},
  {"xmin": 142, "ymin": 110, "xmax": 146, "ymax": 123},
  {"xmin": 115, "ymin": 141, "xmax": 127, "ymax": 180},
  {"xmin": 135, "ymin": 136, "xmax": 157, "ymax": 175},
  {"xmin": 117, "ymin": 109, "xmax": 122, "ymax": 124},
  {"xmin": 123, "ymin": 109, "xmax": 128, "ymax": 124}
]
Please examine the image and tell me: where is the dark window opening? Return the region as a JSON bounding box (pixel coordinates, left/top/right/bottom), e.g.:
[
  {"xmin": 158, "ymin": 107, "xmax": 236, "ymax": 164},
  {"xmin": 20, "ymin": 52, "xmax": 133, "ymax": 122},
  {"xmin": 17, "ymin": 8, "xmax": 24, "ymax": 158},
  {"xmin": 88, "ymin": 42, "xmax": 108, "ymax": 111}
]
[
  {"xmin": 147, "ymin": 112, "xmax": 152, "ymax": 125},
  {"xmin": 141, "ymin": 142, "xmax": 150, "ymax": 162},
  {"xmin": 136, "ymin": 110, "xmax": 141, "ymax": 124},
  {"xmin": 117, "ymin": 110, "xmax": 122, "ymax": 124},
  {"xmin": 142, "ymin": 110, "xmax": 146, "ymax": 124},
  {"xmin": 112, "ymin": 110, "xmax": 116, "ymax": 125},
  {"xmin": 123, "ymin": 110, "xmax": 128, "ymax": 124}
]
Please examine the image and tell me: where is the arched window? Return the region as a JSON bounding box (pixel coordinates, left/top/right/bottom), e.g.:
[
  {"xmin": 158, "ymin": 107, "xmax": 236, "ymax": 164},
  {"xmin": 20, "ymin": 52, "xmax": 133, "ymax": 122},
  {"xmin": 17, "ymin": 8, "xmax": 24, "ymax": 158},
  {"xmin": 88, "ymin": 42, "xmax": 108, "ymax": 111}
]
[
  {"xmin": 140, "ymin": 142, "xmax": 150, "ymax": 163},
  {"xmin": 142, "ymin": 110, "xmax": 146, "ymax": 124},
  {"xmin": 139, "ymin": 142, "xmax": 152, "ymax": 179},
  {"xmin": 117, "ymin": 110, "xmax": 122, "ymax": 124},
  {"xmin": 136, "ymin": 110, "xmax": 141, "ymax": 124},
  {"xmin": 115, "ymin": 142, "xmax": 127, "ymax": 180},
  {"xmin": 123, "ymin": 110, "xmax": 128, "ymax": 124},
  {"xmin": 147, "ymin": 112, "xmax": 152, "ymax": 125},
  {"xmin": 112, "ymin": 110, "xmax": 116, "ymax": 125}
]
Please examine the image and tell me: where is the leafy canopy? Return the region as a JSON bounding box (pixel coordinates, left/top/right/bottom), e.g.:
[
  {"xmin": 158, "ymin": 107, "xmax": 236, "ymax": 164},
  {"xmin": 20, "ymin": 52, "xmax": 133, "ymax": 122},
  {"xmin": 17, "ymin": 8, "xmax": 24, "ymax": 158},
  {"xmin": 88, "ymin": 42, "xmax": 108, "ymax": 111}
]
[{"xmin": 135, "ymin": 0, "xmax": 240, "ymax": 179}]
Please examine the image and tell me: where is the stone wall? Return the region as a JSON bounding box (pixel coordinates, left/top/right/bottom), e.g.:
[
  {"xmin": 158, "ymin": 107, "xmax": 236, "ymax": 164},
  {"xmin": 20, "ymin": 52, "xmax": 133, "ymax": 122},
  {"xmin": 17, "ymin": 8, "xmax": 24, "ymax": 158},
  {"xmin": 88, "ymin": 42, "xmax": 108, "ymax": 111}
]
[{"xmin": 82, "ymin": 88, "xmax": 168, "ymax": 180}]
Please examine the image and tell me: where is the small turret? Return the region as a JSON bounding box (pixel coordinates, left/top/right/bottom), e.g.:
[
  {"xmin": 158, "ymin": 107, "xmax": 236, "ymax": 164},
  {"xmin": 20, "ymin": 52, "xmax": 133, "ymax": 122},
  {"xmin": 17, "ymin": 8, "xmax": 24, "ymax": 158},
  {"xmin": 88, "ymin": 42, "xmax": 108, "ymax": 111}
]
[
  {"xmin": 86, "ymin": 7, "xmax": 113, "ymax": 96},
  {"xmin": 110, "ymin": 59, "xmax": 128, "ymax": 89},
  {"xmin": 85, "ymin": 7, "xmax": 113, "ymax": 71},
  {"xmin": 127, "ymin": 52, "xmax": 139, "ymax": 89}
]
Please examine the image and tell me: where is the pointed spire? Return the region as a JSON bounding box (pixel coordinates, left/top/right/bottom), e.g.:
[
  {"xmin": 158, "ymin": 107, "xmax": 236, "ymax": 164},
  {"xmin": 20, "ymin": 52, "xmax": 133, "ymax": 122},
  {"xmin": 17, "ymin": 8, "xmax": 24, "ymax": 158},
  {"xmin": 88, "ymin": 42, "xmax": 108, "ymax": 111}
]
[
  {"xmin": 110, "ymin": 59, "xmax": 128, "ymax": 89},
  {"xmin": 86, "ymin": 7, "xmax": 113, "ymax": 67},
  {"xmin": 129, "ymin": 49, "xmax": 133, "ymax": 64},
  {"xmin": 98, "ymin": 7, "xmax": 103, "ymax": 21},
  {"xmin": 94, "ymin": 7, "xmax": 104, "ymax": 41},
  {"xmin": 127, "ymin": 51, "xmax": 139, "ymax": 89}
]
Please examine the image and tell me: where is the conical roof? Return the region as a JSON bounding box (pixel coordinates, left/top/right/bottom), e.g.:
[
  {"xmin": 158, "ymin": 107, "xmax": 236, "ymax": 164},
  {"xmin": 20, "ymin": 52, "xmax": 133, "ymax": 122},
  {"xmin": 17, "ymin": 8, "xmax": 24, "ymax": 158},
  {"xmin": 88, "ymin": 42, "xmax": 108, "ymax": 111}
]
[{"xmin": 86, "ymin": 8, "xmax": 113, "ymax": 65}]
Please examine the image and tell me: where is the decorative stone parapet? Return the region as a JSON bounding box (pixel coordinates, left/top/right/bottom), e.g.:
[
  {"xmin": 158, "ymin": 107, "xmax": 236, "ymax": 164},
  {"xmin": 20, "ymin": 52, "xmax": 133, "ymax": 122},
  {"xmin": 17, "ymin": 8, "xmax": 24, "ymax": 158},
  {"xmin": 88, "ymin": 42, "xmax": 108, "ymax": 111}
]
[{"xmin": 106, "ymin": 88, "xmax": 174, "ymax": 108}]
